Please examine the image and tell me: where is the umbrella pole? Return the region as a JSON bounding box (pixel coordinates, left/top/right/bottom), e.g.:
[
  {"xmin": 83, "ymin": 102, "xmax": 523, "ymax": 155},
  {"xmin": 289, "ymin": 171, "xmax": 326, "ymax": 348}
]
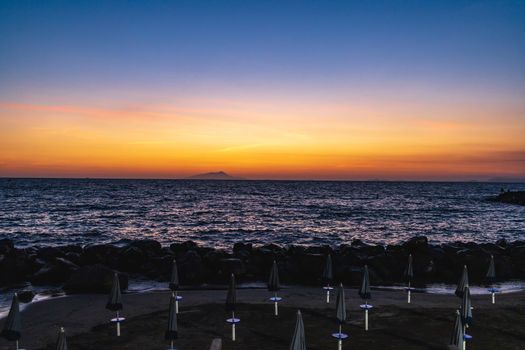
[
  {"xmin": 16, "ymin": 340, "xmax": 19, "ymax": 350},
  {"xmin": 365, "ymin": 300, "xmax": 369, "ymax": 331},
  {"xmin": 463, "ymin": 325, "xmax": 466, "ymax": 350},
  {"xmin": 408, "ymin": 281, "xmax": 411, "ymax": 303},
  {"xmin": 232, "ymin": 311, "xmax": 236, "ymax": 341},
  {"xmin": 171, "ymin": 340, "xmax": 174, "ymax": 350},
  {"xmin": 338, "ymin": 324, "xmax": 342, "ymax": 350},
  {"xmin": 175, "ymin": 291, "xmax": 179, "ymax": 314},
  {"xmin": 326, "ymin": 284, "xmax": 330, "ymax": 303},
  {"xmin": 492, "ymin": 290, "xmax": 495, "ymax": 304},
  {"xmin": 116, "ymin": 311, "xmax": 121, "ymax": 336},
  {"xmin": 274, "ymin": 292, "xmax": 278, "ymax": 316}
]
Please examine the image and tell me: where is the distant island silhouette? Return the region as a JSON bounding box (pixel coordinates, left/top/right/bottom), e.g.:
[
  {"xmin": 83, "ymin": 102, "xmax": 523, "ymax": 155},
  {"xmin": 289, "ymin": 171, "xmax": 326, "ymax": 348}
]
[{"xmin": 186, "ymin": 171, "xmax": 245, "ymax": 180}]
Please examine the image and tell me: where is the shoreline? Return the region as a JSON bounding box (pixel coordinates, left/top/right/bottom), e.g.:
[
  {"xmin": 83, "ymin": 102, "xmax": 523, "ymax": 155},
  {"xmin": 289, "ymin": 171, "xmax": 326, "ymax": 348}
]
[{"xmin": 1, "ymin": 287, "xmax": 524, "ymax": 349}]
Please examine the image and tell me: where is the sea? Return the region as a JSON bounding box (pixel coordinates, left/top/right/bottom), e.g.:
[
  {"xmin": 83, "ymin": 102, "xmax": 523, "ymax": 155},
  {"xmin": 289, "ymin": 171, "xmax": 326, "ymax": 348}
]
[
  {"xmin": 1, "ymin": 178, "xmax": 525, "ymax": 248},
  {"xmin": 1, "ymin": 178, "xmax": 525, "ymax": 315}
]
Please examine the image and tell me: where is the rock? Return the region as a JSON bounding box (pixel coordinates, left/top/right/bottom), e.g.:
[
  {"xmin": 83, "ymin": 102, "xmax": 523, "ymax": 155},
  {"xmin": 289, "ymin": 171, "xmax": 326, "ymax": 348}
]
[
  {"xmin": 403, "ymin": 236, "xmax": 429, "ymax": 252},
  {"xmin": 178, "ymin": 250, "xmax": 208, "ymax": 284},
  {"xmin": 0, "ymin": 239, "xmax": 14, "ymax": 255},
  {"xmin": 30, "ymin": 257, "xmax": 79, "ymax": 285},
  {"xmin": 18, "ymin": 289, "xmax": 35, "ymax": 303},
  {"xmin": 80, "ymin": 244, "xmax": 119, "ymax": 266},
  {"xmin": 170, "ymin": 241, "xmax": 198, "ymax": 254},
  {"xmin": 37, "ymin": 246, "xmax": 65, "ymax": 261},
  {"xmin": 128, "ymin": 240, "xmax": 162, "ymax": 257},
  {"xmin": 64, "ymin": 265, "xmax": 128, "ymax": 293},
  {"xmin": 490, "ymin": 191, "xmax": 525, "ymax": 206},
  {"xmin": 118, "ymin": 245, "xmax": 146, "ymax": 271}
]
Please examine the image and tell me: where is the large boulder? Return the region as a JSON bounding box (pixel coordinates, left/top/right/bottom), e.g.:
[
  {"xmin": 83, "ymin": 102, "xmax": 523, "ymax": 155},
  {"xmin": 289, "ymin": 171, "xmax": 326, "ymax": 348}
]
[
  {"xmin": 0, "ymin": 239, "xmax": 14, "ymax": 255},
  {"xmin": 30, "ymin": 257, "xmax": 79, "ymax": 285},
  {"xmin": 128, "ymin": 240, "xmax": 162, "ymax": 257},
  {"xmin": 80, "ymin": 244, "xmax": 119, "ymax": 266},
  {"xmin": 64, "ymin": 265, "xmax": 128, "ymax": 293}
]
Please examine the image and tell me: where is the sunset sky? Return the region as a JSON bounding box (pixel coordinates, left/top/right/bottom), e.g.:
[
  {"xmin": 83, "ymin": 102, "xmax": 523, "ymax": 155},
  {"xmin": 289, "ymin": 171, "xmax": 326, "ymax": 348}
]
[{"xmin": 1, "ymin": 1, "xmax": 524, "ymax": 180}]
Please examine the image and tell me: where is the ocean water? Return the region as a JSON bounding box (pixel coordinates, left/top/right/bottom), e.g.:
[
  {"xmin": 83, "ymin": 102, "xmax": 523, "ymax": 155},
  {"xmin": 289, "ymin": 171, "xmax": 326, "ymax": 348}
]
[{"xmin": 1, "ymin": 179, "xmax": 524, "ymax": 248}]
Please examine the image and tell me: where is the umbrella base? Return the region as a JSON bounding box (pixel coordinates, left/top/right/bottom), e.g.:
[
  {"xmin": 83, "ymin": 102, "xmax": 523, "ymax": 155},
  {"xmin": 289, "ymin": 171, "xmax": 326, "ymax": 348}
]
[
  {"xmin": 323, "ymin": 286, "xmax": 334, "ymax": 290},
  {"xmin": 359, "ymin": 304, "xmax": 373, "ymax": 310},
  {"xmin": 269, "ymin": 297, "xmax": 282, "ymax": 302},
  {"xmin": 331, "ymin": 332, "xmax": 349, "ymax": 340},
  {"xmin": 464, "ymin": 334, "xmax": 473, "ymax": 340},
  {"xmin": 110, "ymin": 317, "xmax": 126, "ymax": 322},
  {"xmin": 226, "ymin": 318, "xmax": 240, "ymax": 324},
  {"xmin": 176, "ymin": 295, "xmax": 183, "ymax": 301},
  {"xmin": 488, "ymin": 288, "xmax": 500, "ymax": 293}
]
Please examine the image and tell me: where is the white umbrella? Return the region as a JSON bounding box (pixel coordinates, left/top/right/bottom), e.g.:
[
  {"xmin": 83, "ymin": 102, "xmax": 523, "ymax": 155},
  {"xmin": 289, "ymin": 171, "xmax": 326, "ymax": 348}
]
[
  {"xmin": 106, "ymin": 273, "xmax": 125, "ymax": 336},
  {"xmin": 486, "ymin": 255, "xmax": 498, "ymax": 304},
  {"xmin": 55, "ymin": 327, "xmax": 67, "ymax": 350},
  {"xmin": 358, "ymin": 265, "xmax": 373, "ymax": 331},
  {"xmin": 289, "ymin": 310, "xmax": 306, "ymax": 350},
  {"xmin": 1, "ymin": 293, "xmax": 25, "ymax": 350},
  {"xmin": 268, "ymin": 260, "xmax": 282, "ymax": 316},
  {"xmin": 165, "ymin": 293, "xmax": 178, "ymax": 350},
  {"xmin": 405, "ymin": 254, "xmax": 414, "ymax": 303},
  {"xmin": 169, "ymin": 259, "xmax": 183, "ymax": 313},
  {"xmin": 225, "ymin": 273, "xmax": 240, "ymax": 341},
  {"xmin": 322, "ymin": 254, "xmax": 334, "ymax": 303},
  {"xmin": 332, "ymin": 284, "xmax": 349, "ymax": 350}
]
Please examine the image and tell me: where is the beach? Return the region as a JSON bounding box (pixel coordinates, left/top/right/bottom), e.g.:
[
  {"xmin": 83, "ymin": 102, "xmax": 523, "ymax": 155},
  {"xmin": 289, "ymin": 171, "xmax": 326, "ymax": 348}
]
[{"xmin": 1, "ymin": 287, "xmax": 524, "ymax": 350}]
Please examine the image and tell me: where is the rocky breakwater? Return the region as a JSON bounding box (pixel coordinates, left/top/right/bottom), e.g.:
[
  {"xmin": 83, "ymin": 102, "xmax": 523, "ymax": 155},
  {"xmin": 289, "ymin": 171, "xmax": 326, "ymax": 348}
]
[
  {"xmin": 489, "ymin": 190, "xmax": 525, "ymax": 206},
  {"xmin": 1, "ymin": 237, "xmax": 524, "ymax": 294}
]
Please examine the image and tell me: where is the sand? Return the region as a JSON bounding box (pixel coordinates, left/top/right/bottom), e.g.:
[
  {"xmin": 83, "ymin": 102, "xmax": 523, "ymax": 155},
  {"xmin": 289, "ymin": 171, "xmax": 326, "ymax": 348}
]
[{"xmin": 1, "ymin": 287, "xmax": 524, "ymax": 350}]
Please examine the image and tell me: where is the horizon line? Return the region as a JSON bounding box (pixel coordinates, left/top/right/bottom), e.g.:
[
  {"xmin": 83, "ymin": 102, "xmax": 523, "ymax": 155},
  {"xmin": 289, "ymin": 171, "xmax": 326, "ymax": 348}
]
[{"xmin": 1, "ymin": 176, "xmax": 525, "ymax": 184}]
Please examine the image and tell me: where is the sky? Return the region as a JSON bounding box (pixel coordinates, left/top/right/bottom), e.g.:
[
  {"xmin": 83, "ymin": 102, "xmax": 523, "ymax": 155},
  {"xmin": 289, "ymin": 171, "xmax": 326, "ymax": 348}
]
[{"xmin": 0, "ymin": 0, "xmax": 524, "ymax": 180}]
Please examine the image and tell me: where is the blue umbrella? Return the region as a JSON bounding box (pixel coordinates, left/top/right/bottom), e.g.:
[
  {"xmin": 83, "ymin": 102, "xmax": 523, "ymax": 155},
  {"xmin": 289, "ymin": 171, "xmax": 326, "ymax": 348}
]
[
  {"xmin": 486, "ymin": 255, "xmax": 498, "ymax": 304},
  {"xmin": 333, "ymin": 284, "xmax": 349, "ymax": 349},
  {"xmin": 55, "ymin": 327, "xmax": 67, "ymax": 350},
  {"xmin": 405, "ymin": 254, "xmax": 414, "ymax": 303},
  {"xmin": 169, "ymin": 260, "xmax": 183, "ymax": 313},
  {"xmin": 165, "ymin": 293, "xmax": 178, "ymax": 350},
  {"xmin": 455, "ymin": 266, "xmax": 469, "ymax": 299},
  {"xmin": 225, "ymin": 273, "xmax": 240, "ymax": 341},
  {"xmin": 358, "ymin": 265, "xmax": 373, "ymax": 331}
]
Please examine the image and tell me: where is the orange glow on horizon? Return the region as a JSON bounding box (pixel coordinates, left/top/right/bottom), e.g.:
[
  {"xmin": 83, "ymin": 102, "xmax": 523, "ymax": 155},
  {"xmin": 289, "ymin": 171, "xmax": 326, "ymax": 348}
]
[{"xmin": 1, "ymin": 100, "xmax": 524, "ymax": 180}]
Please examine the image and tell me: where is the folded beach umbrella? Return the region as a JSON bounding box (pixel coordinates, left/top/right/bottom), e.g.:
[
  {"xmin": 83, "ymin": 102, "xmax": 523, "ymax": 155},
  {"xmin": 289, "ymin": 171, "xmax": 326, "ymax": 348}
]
[
  {"xmin": 169, "ymin": 259, "xmax": 183, "ymax": 313},
  {"xmin": 289, "ymin": 310, "xmax": 306, "ymax": 350},
  {"xmin": 1, "ymin": 293, "xmax": 23, "ymax": 350},
  {"xmin": 358, "ymin": 265, "xmax": 373, "ymax": 331},
  {"xmin": 332, "ymin": 284, "xmax": 348, "ymax": 350},
  {"xmin": 322, "ymin": 254, "xmax": 334, "ymax": 303},
  {"xmin": 268, "ymin": 260, "xmax": 282, "ymax": 316},
  {"xmin": 486, "ymin": 255, "xmax": 498, "ymax": 304},
  {"xmin": 165, "ymin": 293, "xmax": 178, "ymax": 350},
  {"xmin": 455, "ymin": 265, "xmax": 469, "ymax": 299},
  {"xmin": 449, "ymin": 310, "xmax": 464, "ymax": 350},
  {"xmin": 405, "ymin": 254, "xmax": 414, "ymax": 303},
  {"xmin": 55, "ymin": 327, "xmax": 67, "ymax": 350},
  {"xmin": 106, "ymin": 272, "xmax": 125, "ymax": 336},
  {"xmin": 225, "ymin": 273, "xmax": 240, "ymax": 341},
  {"xmin": 460, "ymin": 286, "xmax": 473, "ymax": 326}
]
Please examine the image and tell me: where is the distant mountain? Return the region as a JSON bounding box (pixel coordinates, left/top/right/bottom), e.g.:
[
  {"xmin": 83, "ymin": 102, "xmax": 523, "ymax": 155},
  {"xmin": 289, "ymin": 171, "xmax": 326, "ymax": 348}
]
[{"xmin": 186, "ymin": 171, "xmax": 244, "ymax": 180}]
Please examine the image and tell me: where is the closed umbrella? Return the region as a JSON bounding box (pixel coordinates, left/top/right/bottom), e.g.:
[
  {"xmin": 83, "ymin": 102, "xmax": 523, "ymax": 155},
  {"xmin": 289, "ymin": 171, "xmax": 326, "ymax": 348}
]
[
  {"xmin": 106, "ymin": 272, "xmax": 125, "ymax": 336},
  {"xmin": 332, "ymin": 284, "xmax": 348, "ymax": 350},
  {"xmin": 169, "ymin": 260, "xmax": 183, "ymax": 313},
  {"xmin": 268, "ymin": 260, "xmax": 282, "ymax": 316},
  {"xmin": 486, "ymin": 255, "xmax": 498, "ymax": 304},
  {"xmin": 289, "ymin": 310, "xmax": 306, "ymax": 350},
  {"xmin": 225, "ymin": 273, "xmax": 240, "ymax": 341},
  {"xmin": 405, "ymin": 254, "xmax": 414, "ymax": 303},
  {"xmin": 449, "ymin": 310, "xmax": 464, "ymax": 350},
  {"xmin": 165, "ymin": 293, "xmax": 178, "ymax": 350},
  {"xmin": 55, "ymin": 327, "xmax": 67, "ymax": 350},
  {"xmin": 1, "ymin": 293, "xmax": 23, "ymax": 350},
  {"xmin": 461, "ymin": 286, "xmax": 473, "ymax": 350},
  {"xmin": 455, "ymin": 265, "xmax": 469, "ymax": 299},
  {"xmin": 358, "ymin": 265, "xmax": 373, "ymax": 331},
  {"xmin": 322, "ymin": 254, "xmax": 334, "ymax": 303}
]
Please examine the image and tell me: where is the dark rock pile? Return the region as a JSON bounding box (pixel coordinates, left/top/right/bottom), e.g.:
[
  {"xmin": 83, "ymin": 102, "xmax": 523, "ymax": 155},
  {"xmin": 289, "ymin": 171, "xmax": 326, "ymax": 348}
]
[
  {"xmin": 1, "ymin": 237, "xmax": 524, "ymax": 294},
  {"xmin": 489, "ymin": 190, "xmax": 525, "ymax": 206}
]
